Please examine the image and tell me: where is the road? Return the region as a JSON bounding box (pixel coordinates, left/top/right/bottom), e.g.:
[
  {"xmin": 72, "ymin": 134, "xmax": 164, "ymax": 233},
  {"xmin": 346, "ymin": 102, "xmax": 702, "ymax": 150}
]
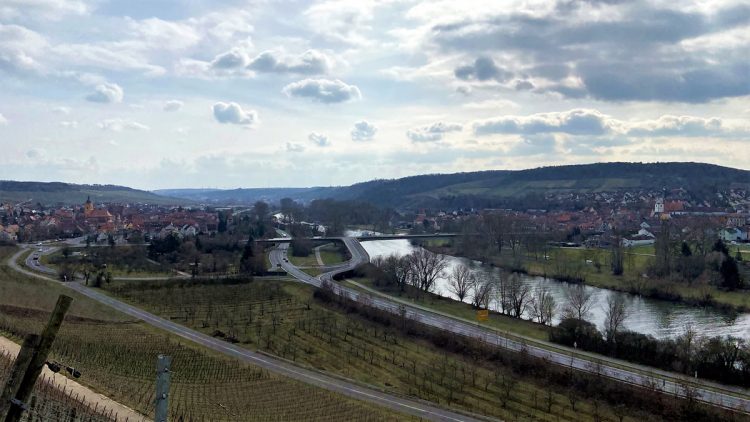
[
  {"xmin": 15, "ymin": 236, "xmax": 750, "ymax": 415},
  {"xmin": 271, "ymin": 236, "xmax": 750, "ymax": 414},
  {"xmin": 7, "ymin": 247, "xmax": 485, "ymax": 422}
]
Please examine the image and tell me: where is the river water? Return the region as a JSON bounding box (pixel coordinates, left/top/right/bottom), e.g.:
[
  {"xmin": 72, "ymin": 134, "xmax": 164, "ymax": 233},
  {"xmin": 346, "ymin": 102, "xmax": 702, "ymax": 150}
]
[{"xmin": 356, "ymin": 237, "xmax": 750, "ymax": 340}]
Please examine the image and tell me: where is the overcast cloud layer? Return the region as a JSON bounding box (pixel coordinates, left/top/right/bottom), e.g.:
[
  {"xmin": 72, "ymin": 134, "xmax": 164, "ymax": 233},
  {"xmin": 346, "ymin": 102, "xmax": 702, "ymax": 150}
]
[{"xmin": 0, "ymin": 0, "xmax": 748, "ymax": 189}]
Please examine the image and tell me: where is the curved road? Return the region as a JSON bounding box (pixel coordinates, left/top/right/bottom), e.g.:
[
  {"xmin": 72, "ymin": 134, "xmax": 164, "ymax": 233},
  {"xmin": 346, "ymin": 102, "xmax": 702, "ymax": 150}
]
[
  {"xmin": 271, "ymin": 237, "xmax": 750, "ymax": 414},
  {"xmin": 8, "ymin": 246, "xmax": 485, "ymax": 422}
]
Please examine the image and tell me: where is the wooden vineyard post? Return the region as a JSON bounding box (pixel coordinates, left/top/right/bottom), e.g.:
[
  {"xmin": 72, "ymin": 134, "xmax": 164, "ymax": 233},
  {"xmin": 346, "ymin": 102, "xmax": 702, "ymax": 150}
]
[
  {"xmin": 0, "ymin": 335, "xmax": 39, "ymax": 419},
  {"xmin": 2, "ymin": 294, "xmax": 73, "ymax": 422},
  {"xmin": 155, "ymin": 355, "xmax": 172, "ymax": 422}
]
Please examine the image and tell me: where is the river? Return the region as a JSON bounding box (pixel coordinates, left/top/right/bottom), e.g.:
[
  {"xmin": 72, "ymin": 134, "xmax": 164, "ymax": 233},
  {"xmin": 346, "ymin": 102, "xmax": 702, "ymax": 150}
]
[{"xmin": 356, "ymin": 236, "xmax": 750, "ymax": 340}]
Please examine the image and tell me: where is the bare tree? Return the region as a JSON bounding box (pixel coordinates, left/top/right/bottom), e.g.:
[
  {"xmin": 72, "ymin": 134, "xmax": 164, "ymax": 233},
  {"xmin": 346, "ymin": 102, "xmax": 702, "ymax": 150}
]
[
  {"xmin": 530, "ymin": 286, "xmax": 556, "ymax": 325},
  {"xmin": 374, "ymin": 254, "xmax": 412, "ymax": 291},
  {"xmin": 507, "ymin": 273, "xmax": 531, "ymax": 318},
  {"xmin": 407, "ymin": 249, "xmax": 448, "ymax": 293},
  {"xmin": 470, "ymin": 273, "xmax": 494, "ymax": 309},
  {"xmin": 564, "ymin": 284, "xmax": 593, "ymax": 320},
  {"xmin": 603, "ymin": 294, "xmax": 628, "ymax": 343},
  {"xmin": 448, "ymin": 264, "xmax": 473, "ymax": 302}
]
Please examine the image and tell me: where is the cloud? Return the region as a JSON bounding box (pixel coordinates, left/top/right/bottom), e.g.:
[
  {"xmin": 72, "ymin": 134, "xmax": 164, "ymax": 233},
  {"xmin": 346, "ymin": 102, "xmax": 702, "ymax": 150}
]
[
  {"xmin": 308, "ymin": 132, "xmax": 330, "ymax": 147},
  {"xmin": 0, "ymin": 113, "xmax": 7, "ymax": 125},
  {"xmin": 59, "ymin": 120, "xmax": 78, "ymax": 128},
  {"xmin": 472, "ymin": 109, "xmax": 745, "ymax": 139},
  {"xmin": 0, "ymin": 24, "xmax": 47, "ymax": 72},
  {"xmin": 454, "ymin": 56, "xmax": 512, "ymax": 82},
  {"xmin": 249, "ymin": 50, "xmax": 330, "ymax": 75},
  {"xmin": 25, "ymin": 148, "xmax": 45, "ymax": 159},
  {"xmin": 432, "ymin": 3, "xmax": 750, "ymax": 103},
  {"xmin": 163, "ymin": 100, "xmax": 183, "ymax": 112},
  {"xmin": 407, "ymin": 122, "xmax": 463, "ymax": 142},
  {"xmin": 474, "ymin": 109, "xmax": 612, "ymax": 136},
  {"xmin": 626, "ymin": 115, "xmax": 728, "ymax": 137},
  {"xmin": 98, "ymin": 118, "xmax": 149, "ymax": 131},
  {"xmin": 286, "ymin": 142, "xmax": 305, "ymax": 152},
  {"xmin": 0, "ymin": 0, "xmax": 88, "ymax": 20},
  {"xmin": 351, "ymin": 120, "xmax": 377, "ymax": 141},
  {"xmin": 210, "ymin": 48, "xmax": 250, "ymax": 69},
  {"xmin": 52, "ymin": 106, "xmax": 70, "ymax": 114},
  {"xmin": 86, "ymin": 83, "xmax": 124, "ymax": 103},
  {"xmin": 282, "ymin": 78, "xmax": 361, "ymax": 103},
  {"xmin": 212, "ymin": 102, "xmax": 258, "ymax": 126}
]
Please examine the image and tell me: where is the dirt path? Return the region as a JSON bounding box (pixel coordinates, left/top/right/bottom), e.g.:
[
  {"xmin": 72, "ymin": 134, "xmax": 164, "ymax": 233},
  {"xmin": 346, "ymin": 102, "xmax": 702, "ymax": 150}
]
[{"xmin": 0, "ymin": 336, "xmax": 145, "ymax": 421}]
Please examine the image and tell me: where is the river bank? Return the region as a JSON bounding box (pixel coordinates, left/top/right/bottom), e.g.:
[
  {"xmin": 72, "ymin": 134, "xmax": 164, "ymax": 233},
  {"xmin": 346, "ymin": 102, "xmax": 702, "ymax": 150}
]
[{"xmin": 421, "ymin": 241, "xmax": 749, "ymax": 315}]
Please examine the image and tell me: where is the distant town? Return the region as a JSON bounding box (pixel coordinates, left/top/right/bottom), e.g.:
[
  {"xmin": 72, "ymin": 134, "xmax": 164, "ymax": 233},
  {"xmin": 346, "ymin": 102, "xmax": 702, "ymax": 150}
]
[{"xmin": 2, "ymin": 185, "xmax": 748, "ymax": 249}]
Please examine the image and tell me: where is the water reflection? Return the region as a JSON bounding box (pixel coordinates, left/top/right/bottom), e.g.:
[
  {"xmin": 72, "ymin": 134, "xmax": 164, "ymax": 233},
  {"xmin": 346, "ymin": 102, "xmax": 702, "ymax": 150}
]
[{"xmin": 357, "ymin": 237, "xmax": 750, "ymax": 340}]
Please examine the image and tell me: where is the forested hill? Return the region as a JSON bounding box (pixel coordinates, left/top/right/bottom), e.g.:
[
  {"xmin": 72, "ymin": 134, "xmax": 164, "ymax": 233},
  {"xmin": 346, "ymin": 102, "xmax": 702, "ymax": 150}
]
[
  {"xmin": 0, "ymin": 181, "xmax": 182, "ymax": 206},
  {"xmin": 156, "ymin": 162, "xmax": 750, "ymax": 210}
]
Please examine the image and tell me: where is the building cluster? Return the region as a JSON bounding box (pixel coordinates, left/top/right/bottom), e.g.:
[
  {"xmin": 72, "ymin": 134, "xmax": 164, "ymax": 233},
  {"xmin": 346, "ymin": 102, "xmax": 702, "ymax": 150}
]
[
  {"xmin": 0, "ymin": 197, "xmax": 222, "ymax": 243},
  {"xmin": 410, "ymin": 187, "xmax": 750, "ymax": 248}
]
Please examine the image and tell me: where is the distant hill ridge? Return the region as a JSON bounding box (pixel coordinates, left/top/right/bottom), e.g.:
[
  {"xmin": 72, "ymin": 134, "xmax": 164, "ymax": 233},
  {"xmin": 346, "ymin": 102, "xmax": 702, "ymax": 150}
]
[
  {"xmin": 155, "ymin": 162, "xmax": 750, "ymax": 209},
  {"xmin": 0, "ymin": 181, "xmax": 182, "ymax": 206}
]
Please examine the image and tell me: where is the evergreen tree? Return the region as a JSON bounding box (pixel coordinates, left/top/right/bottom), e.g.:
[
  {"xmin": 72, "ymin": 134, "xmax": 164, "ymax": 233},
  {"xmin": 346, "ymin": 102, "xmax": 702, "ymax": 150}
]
[{"xmin": 720, "ymin": 257, "xmax": 742, "ymax": 290}]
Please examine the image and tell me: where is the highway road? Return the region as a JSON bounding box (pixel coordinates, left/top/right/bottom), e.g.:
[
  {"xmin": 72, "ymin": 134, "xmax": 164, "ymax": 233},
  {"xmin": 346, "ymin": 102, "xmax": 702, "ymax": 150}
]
[
  {"xmin": 7, "ymin": 246, "xmax": 485, "ymax": 422},
  {"xmin": 271, "ymin": 237, "xmax": 750, "ymax": 414}
]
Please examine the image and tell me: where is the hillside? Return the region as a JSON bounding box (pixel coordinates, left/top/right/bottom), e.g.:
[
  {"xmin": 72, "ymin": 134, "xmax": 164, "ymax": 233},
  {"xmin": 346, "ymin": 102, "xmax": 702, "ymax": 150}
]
[
  {"xmin": 0, "ymin": 181, "xmax": 183, "ymax": 206},
  {"xmin": 155, "ymin": 162, "xmax": 750, "ymax": 210}
]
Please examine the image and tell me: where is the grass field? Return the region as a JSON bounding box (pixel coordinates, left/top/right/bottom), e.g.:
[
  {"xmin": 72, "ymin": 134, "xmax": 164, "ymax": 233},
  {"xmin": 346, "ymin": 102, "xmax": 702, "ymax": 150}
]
[
  {"xmin": 0, "ymin": 246, "xmax": 409, "ymax": 421},
  {"xmin": 101, "ymin": 275, "xmax": 704, "ymax": 422},
  {"xmin": 319, "ymin": 243, "xmax": 347, "ymax": 265}
]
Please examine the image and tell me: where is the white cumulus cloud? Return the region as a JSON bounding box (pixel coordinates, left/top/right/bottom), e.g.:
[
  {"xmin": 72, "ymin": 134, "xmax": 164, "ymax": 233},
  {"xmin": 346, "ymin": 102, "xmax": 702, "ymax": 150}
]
[
  {"xmin": 308, "ymin": 132, "xmax": 330, "ymax": 147},
  {"xmin": 407, "ymin": 122, "xmax": 463, "ymax": 142},
  {"xmin": 212, "ymin": 102, "xmax": 258, "ymax": 126},
  {"xmin": 286, "ymin": 142, "xmax": 305, "ymax": 152},
  {"xmin": 351, "ymin": 120, "xmax": 377, "ymax": 141},
  {"xmin": 473, "ymin": 109, "xmax": 613, "ymax": 136},
  {"xmin": 98, "ymin": 118, "xmax": 149, "ymax": 131},
  {"xmin": 282, "ymin": 78, "xmax": 361, "ymax": 103},
  {"xmin": 86, "ymin": 83, "xmax": 124, "ymax": 103},
  {"xmin": 249, "ymin": 50, "xmax": 330, "ymax": 75},
  {"xmin": 0, "ymin": 113, "xmax": 7, "ymax": 125},
  {"xmin": 163, "ymin": 100, "xmax": 184, "ymax": 112}
]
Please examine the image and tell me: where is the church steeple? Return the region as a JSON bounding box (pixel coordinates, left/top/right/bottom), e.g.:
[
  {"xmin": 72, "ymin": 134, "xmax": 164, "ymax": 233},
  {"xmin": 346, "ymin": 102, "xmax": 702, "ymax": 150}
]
[{"xmin": 84, "ymin": 196, "xmax": 94, "ymax": 214}]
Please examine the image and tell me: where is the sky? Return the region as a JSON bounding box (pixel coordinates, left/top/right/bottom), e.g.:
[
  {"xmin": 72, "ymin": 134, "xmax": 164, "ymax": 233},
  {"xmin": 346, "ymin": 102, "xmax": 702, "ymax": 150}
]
[{"xmin": 0, "ymin": 0, "xmax": 748, "ymax": 190}]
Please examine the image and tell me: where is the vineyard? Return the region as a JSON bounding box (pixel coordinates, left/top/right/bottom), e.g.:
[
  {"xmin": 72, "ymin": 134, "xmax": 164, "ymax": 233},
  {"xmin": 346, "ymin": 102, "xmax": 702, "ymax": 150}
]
[
  {"xmin": 0, "ymin": 350, "xmax": 117, "ymax": 422},
  {"xmin": 0, "ymin": 247, "xmax": 409, "ymax": 421},
  {"xmin": 106, "ymin": 276, "xmax": 692, "ymax": 422}
]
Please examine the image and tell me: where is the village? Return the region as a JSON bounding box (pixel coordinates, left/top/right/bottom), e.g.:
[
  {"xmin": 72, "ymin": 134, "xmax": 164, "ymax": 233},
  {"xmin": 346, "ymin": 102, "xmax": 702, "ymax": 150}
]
[{"xmin": 1, "ymin": 186, "xmax": 748, "ymax": 252}]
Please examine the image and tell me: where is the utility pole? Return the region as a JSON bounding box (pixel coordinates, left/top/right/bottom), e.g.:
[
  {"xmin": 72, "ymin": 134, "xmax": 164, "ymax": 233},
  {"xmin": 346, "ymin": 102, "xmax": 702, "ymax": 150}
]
[
  {"xmin": 1, "ymin": 294, "xmax": 72, "ymax": 422},
  {"xmin": 155, "ymin": 355, "xmax": 172, "ymax": 422}
]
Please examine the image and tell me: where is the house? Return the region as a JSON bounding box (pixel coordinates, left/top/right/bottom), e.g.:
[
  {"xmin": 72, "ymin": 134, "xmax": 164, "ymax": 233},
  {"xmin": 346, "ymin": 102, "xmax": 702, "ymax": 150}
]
[
  {"xmin": 622, "ymin": 233, "xmax": 656, "ymax": 247},
  {"xmin": 720, "ymin": 228, "xmax": 748, "ymax": 242}
]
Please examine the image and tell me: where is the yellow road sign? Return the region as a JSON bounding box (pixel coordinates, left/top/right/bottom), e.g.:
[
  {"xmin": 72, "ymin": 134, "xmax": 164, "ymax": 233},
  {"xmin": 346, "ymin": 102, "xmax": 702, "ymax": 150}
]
[{"xmin": 476, "ymin": 309, "xmax": 489, "ymax": 322}]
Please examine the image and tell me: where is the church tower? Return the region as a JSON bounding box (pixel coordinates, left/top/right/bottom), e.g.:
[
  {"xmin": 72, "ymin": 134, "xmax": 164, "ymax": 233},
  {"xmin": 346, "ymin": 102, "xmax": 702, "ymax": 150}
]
[{"xmin": 84, "ymin": 196, "xmax": 94, "ymax": 214}]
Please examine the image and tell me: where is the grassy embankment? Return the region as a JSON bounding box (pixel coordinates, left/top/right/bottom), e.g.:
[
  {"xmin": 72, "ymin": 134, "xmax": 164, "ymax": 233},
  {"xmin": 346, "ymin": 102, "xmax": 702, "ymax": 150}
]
[
  {"xmin": 41, "ymin": 248, "xmax": 171, "ymax": 278},
  {"xmin": 424, "ymin": 239, "xmax": 750, "ymax": 312},
  {"xmin": 0, "ymin": 246, "xmax": 407, "ymax": 421},
  {"xmin": 289, "ymin": 242, "xmax": 347, "ymax": 277},
  {"xmin": 101, "ymin": 275, "xmax": 740, "ymax": 422},
  {"xmin": 347, "ymin": 277, "xmax": 549, "ymax": 341}
]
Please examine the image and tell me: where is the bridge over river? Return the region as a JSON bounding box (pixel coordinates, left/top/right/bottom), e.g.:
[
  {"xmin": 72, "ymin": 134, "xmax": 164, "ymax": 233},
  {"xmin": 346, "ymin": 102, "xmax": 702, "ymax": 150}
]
[{"xmin": 257, "ymin": 233, "xmax": 458, "ymax": 243}]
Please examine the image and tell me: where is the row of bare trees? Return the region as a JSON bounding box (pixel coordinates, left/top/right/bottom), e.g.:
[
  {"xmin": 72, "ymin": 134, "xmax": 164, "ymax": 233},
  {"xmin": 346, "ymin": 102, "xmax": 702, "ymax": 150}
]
[
  {"xmin": 372, "ymin": 249, "xmax": 449, "ymax": 294},
  {"xmin": 373, "ymin": 249, "xmax": 631, "ymax": 335}
]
